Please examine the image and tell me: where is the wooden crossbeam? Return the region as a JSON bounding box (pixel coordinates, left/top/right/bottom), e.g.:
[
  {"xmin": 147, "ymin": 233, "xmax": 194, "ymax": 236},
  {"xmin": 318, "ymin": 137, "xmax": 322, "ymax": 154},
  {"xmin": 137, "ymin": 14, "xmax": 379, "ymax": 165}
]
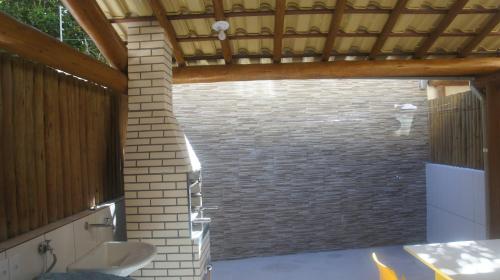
[
  {"xmin": 108, "ymin": 7, "xmax": 499, "ymax": 23},
  {"xmin": 459, "ymin": 12, "xmax": 500, "ymax": 57},
  {"xmin": 322, "ymin": 0, "xmax": 347, "ymax": 61},
  {"xmin": 273, "ymin": 0, "xmax": 287, "ymax": 63},
  {"xmin": 173, "ymin": 57, "xmax": 500, "ymax": 84},
  {"xmin": 0, "ymin": 11, "xmax": 127, "ymax": 93},
  {"xmin": 414, "ymin": 0, "xmax": 469, "ymax": 58},
  {"xmin": 212, "ymin": 0, "xmax": 232, "ymax": 64},
  {"xmin": 61, "ymin": 0, "xmax": 127, "ymax": 71},
  {"xmin": 369, "ymin": 0, "xmax": 409, "ymax": 59},
  {"xmin": 148, "ymin": 0, "xmax": 185, "ymax": 66}
]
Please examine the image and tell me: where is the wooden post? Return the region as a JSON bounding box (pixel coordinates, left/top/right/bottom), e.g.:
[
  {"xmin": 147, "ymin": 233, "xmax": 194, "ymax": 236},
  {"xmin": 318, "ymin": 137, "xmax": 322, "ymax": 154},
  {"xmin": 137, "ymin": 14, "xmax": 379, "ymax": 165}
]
[{"xmin": 483, "ymin": 72, "xmax": 500, "ymax": 237}]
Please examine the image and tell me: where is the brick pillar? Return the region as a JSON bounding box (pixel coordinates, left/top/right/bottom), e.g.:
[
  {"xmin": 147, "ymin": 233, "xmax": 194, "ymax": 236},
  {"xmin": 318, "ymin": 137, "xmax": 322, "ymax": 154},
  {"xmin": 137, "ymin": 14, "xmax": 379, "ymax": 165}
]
[{"xmin": 124, "ymin": 21, "xmax": 209, "ymax": 280}]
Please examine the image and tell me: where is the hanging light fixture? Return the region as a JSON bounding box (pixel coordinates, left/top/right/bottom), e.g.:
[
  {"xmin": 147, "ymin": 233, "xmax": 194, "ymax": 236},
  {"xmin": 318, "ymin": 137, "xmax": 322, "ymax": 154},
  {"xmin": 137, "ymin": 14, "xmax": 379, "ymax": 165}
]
[{"xmin": 212, "ymin": 20, "xmax": 230, "ymax": 41}]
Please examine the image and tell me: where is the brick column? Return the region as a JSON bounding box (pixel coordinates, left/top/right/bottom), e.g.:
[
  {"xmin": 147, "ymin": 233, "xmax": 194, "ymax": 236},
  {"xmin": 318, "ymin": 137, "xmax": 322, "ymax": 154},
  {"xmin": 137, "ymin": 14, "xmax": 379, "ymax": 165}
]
[{"xmin": 124, "ymin": 21, "xmax": 209, "ymax": 280}]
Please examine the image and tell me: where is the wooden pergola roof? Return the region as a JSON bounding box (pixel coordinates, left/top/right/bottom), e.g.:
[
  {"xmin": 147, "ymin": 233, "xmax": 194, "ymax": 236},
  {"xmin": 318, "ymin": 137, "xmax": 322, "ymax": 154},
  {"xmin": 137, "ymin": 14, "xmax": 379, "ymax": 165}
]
[
  {"xmin": 95, "ymin": 0, "xmax": 499, "ymax": 67},
  {"xmin": 1, "ymin": 0, "xmax": 499, "ymax": 89}
]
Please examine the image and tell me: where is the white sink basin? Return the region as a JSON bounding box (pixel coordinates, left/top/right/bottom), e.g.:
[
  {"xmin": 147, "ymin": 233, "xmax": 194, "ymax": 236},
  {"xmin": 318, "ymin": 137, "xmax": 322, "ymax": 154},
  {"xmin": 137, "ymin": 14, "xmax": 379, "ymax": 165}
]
[{"xmin": 68, "ymin": 241, "xmax": 156, "ymax": 277}]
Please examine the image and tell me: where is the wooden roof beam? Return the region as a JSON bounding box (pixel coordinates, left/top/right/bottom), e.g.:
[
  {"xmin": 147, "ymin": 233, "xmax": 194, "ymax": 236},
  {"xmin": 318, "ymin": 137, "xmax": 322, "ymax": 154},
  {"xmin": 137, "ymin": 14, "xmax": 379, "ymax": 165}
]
[
  {"xmin": 273, "ymin": 0, "xmax": 286, "ymax": 63},
  {"xmin": 369, "ymin": 0, "xmax": 409, "ymax": 59},
  {"xmin": 322, "ymin": 0, "xmax": 347, "ymax": 61},
  {"xmin": 0, "ymin": 11, "xmax": 127, "ymax": 93},
  {"xmin": 173, "ymin": 57, "xmax": 500, "ymax": 84},
  {"xmin": 148, "ymin": 0, "xmax": 185, "ymax": 66},
  {"xmin": 414, "ymin": 0, "xmax": 469, "ymax": 58},
  {"xmin": 459, "ymin": 12, "xmax": 500, "ymax": 57},
  {"xmin": 60, "ymin": 0, "xmax": 127, "ymax": 72},
  {"xmin": 212, "ymin": 0, "xmax": 232, "ymax": 64}
]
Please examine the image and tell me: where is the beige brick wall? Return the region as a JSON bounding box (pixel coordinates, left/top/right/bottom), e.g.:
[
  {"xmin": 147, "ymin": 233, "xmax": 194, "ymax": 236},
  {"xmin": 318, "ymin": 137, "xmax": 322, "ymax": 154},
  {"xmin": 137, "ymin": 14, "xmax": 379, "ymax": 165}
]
[{"xmin": 125, "ymin": 21, "xmax": 209, "ymax": 280}]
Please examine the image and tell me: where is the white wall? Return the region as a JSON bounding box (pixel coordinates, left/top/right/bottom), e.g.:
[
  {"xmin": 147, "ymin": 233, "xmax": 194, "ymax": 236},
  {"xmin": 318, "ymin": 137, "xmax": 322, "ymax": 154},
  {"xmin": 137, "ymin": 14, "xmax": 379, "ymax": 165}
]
[
  {"xmin": 426, "ymin": 163, "xmax": 486, "ymax": 243},
  {"xmin": 0, "ymin": 200, "xmax": 125, "ymax": 280}
]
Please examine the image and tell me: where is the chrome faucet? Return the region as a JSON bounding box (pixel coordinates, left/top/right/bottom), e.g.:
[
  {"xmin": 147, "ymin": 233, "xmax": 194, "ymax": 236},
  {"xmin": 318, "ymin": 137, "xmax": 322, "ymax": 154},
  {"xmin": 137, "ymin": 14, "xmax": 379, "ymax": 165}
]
[
  {"xmin": 192, "ymin": 217, "xmax": 211, "ymax": 224},
  {"xmin": 193, "ymin": 206, "xmax": 219, "ymax": 213},
  {"xmin": 192, "ymin": 206, "xmax": 218, "ymax": 224},
  {"xmin": 85, "ymin": 217, "xmax": 115, "ymax": 230}
]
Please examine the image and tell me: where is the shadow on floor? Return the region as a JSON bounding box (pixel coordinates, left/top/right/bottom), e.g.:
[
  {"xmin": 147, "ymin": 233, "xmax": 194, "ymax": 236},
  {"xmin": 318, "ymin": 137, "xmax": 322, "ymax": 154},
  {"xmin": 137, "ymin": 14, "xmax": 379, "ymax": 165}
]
[{"xmin": 212, "ymin": 246, "xmax": 434, "ymax": 280}]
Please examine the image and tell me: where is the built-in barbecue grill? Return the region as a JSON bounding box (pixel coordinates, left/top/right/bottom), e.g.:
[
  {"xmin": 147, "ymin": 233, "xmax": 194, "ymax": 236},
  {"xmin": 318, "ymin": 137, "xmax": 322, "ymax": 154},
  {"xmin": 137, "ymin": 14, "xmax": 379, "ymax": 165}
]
[{"xmin": 185, "ymin": 137, "xmax": 217, "ymax": 239}]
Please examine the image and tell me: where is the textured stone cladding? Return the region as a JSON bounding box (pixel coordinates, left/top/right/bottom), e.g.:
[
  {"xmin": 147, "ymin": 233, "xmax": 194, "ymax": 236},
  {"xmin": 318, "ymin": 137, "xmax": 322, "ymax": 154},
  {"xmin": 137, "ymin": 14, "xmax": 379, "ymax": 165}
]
[
  {"xmin": 124, "ymin": 21, "xmax": 209, "ymax": 280},
  {"xmin": 173, "ymin": 79, "xmax": 429, "ymax": 260}
]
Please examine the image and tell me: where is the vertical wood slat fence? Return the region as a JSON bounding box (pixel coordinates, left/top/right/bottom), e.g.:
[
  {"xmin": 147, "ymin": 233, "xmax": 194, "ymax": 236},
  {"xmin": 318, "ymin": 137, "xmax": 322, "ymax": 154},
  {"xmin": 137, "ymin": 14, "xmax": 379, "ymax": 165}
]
[
  {"xmin": 429, "ymin": 90, "xmax": 484, "ymax": 170},
  {"xmin": 0, "ymin": 53, "xmax": 127, "ymax": 242}
]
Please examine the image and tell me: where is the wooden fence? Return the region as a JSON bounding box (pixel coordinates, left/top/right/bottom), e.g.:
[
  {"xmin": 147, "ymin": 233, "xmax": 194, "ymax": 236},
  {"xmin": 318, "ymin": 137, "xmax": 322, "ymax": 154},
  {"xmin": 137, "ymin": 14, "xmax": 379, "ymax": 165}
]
[
  {"xmin": 0, "ymin": 53, "xmax": 127, "ymax": 241},
  {"xmin": 429, "ymin": 91, "xmax": 484, "ymax": 170}
]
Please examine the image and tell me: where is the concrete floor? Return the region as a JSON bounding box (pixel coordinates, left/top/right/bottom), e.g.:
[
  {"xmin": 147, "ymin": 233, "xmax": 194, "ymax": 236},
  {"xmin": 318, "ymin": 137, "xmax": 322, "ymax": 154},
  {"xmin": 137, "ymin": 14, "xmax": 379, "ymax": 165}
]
[{"xmin": 212, "ymin": 246, "xmax": 434, "ymax": 280}]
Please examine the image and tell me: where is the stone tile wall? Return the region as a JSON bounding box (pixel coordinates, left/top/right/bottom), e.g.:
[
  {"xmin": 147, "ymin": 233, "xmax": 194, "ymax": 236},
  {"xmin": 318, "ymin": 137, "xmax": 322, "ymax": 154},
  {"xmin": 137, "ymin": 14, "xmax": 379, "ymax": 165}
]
[{"xmin": 173, "ymin": 79, "xmax": 429, "ymax": 260}]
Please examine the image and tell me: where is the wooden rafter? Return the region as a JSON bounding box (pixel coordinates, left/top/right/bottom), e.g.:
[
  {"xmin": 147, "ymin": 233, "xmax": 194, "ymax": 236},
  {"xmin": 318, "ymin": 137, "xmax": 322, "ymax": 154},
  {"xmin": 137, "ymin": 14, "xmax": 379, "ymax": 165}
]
[
  {"xmin": 173, "ymin": 57, "xmax": 500, "ymax": 84},
  {"xmin": 0, "ymin": 11, "xmax": 127, "ymax": 93},
  {"xmin": 108, "ymin": 7, "xmax": 500, "ymax": 23},
  {"xmin": 369, "ymin": 0, "xmax": 409, "ymax": 59},
  {"xmin": 212, "ymin": 0, "xmax": 232, "ymax": 64},
  {"xmin": 273, "ymin": 0, "xmax": 286, "ymax": 63},
  {"xmin": 459, "ymin": 12, "xmax": 500, "ymax": 57},
  {"xmin": 414, "ymin": 0, "xmax": 469, "ymax": 58},
  {"xmin": 61, "ymin": 0, "xmax": 127, "ymax": 71},
  {"xmin": 148, "ymin": 0, "xmax": 185, "ymax": 66},
  {"xmin": 322, "ymin": 0, "xmax": 347, "ymax": 61},
  {"xmin": 100, "ymin": 1, "xmax": 500, "ymax": 64}
]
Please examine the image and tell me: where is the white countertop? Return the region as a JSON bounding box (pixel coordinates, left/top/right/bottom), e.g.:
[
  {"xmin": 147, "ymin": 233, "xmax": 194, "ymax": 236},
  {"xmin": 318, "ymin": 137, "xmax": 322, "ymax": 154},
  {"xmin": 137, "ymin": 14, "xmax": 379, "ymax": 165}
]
[{"xmin": 404, "ymin": 240, "xmax": 500, "ymax": 280}]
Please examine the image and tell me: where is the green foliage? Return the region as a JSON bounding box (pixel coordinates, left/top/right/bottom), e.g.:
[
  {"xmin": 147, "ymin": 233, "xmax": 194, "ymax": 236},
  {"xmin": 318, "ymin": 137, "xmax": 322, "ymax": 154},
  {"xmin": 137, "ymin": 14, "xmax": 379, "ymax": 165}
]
[{"xmin": 0, "ymin": 0, "xmax": 105, "ymax": 62}]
